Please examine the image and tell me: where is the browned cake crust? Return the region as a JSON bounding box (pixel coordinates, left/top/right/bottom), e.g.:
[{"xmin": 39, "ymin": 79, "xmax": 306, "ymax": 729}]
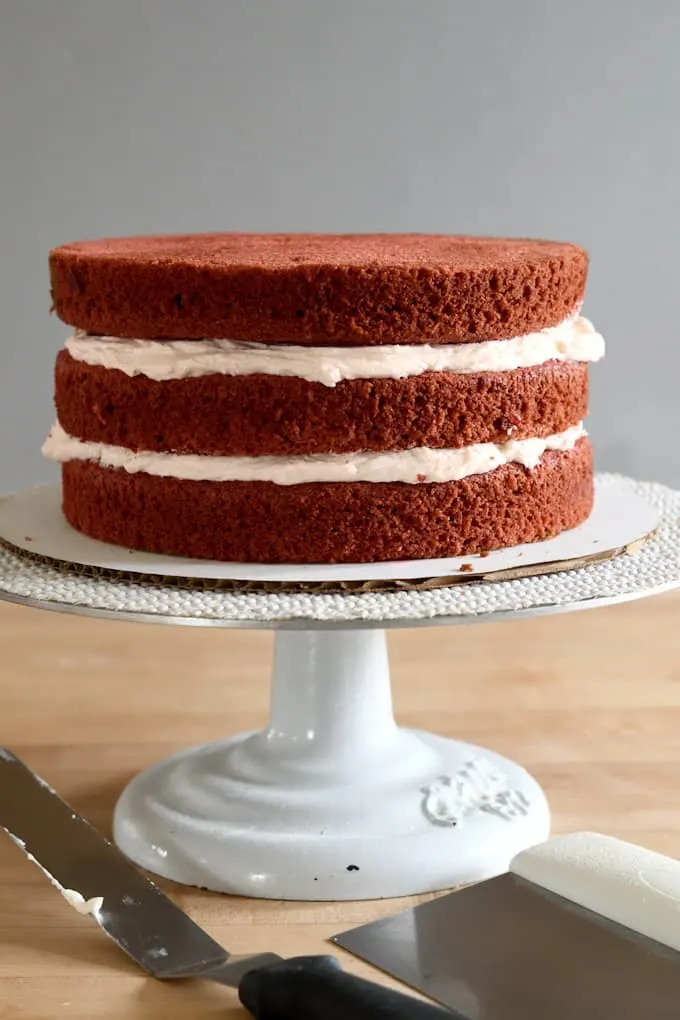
[
  {"xmin": 49, "ymin": 234, "xmax": 588, "ymax": 345},
  {"xmin": 60, "ymin": 439, "xmax": 593, "ymax": 564},
  {"xmin": 55, "ymin": 352, "xmax": 589, "ymax": 456}
]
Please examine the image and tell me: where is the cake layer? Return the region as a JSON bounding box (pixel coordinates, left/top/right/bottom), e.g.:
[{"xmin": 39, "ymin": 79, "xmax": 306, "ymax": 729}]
[
  {"xmin": 59, "ymin": 439, "xmax": 593, "ymax": 563},
  {"xmin": 49, "ymin": 233, "xmax": 588, "ymax": 345},
  {"xmin": 54, "ymin": 352, "xmax": 589, "ymax": 456},
  {"xmin": 64, "ymin": 316, "xmax": 604, "ymax": 383}
]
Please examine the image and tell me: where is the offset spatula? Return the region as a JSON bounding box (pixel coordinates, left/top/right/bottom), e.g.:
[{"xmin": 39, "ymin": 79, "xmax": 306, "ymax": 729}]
[{"xmin": 0, "ymin": 748, "xmax": 447, "ymax": 1019}]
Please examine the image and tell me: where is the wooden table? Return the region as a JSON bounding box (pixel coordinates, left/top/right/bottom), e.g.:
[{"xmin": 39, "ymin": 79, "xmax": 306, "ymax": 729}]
[{"xmin": 1, "ymin": 592, "xmax": 679, "ymax": 1018}]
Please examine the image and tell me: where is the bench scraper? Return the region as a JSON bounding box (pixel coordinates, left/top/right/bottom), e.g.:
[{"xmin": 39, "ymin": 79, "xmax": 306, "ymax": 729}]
[{"xmin": 334, "ymin": 829, "xmax": 680, "ymax": 1018}]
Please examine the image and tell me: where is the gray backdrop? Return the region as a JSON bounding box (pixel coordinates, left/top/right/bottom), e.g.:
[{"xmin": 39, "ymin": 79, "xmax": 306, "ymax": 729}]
[{"xmin": 2, "ymin": 0, "xmax": 678, "ymax": 489}]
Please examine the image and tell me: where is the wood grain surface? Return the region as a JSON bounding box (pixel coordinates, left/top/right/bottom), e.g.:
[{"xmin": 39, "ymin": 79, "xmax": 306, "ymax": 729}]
[{"xmin": 1, "ymin": 592, "xmax": 679, "ymax": 1018}]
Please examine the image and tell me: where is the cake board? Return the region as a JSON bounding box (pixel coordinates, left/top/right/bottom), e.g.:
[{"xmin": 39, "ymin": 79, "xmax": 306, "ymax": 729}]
[{"xmin": 0, "ymin": 474, "xmax": 677, "ymax": 902}]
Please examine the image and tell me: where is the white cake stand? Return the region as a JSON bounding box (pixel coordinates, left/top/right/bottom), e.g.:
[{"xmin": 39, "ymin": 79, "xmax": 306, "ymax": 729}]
[{"xmin": 0, "ymin": 474, "xmax": 678, "ymax": 902}]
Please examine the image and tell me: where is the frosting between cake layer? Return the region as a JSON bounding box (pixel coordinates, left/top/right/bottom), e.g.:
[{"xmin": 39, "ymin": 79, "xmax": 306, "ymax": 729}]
[
  {"xmin": 43, "ymin": 423, "xmax": 586, "ymax": 485},
  {"xmin": 63, "ymin": 316, "xmax": 604, "ymax": 387}
]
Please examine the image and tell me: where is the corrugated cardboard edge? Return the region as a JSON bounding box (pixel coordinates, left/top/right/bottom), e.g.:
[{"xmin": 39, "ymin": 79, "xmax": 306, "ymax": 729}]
[{"xmin": 0, "ymin": 534, "xmax": 652, "ymax": 595}]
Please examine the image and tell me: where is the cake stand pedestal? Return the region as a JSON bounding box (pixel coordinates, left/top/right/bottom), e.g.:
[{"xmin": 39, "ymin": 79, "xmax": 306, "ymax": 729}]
[
  {"xmin": 114, "ymin": 627, "xmax": 546, "ymax": 900},
  {"xmin": 1, "ymin": 474, "xmax": 679, "ymax": 901}
]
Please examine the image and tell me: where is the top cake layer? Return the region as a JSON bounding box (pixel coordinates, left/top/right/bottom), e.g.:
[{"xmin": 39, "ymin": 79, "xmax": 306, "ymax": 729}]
[{"xmin": 49, "ymin": 233, "xmax": 588, "ymax": 345}]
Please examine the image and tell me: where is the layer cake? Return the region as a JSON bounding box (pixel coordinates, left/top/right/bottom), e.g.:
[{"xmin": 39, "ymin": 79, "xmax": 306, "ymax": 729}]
[{"xmin": 43, "ymin": 233, "xmax": 604, "ymax": 564}]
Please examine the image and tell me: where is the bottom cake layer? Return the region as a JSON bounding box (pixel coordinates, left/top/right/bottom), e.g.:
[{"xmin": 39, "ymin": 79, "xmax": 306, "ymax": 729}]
[{"xmin": 60, "ymin": 438, "xmax": 593, "ymax": 564}]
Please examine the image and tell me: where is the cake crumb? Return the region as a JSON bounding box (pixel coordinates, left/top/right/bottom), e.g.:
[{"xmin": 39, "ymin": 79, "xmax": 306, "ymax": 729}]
[
  {"xmin": 92, "ymin": 402, "xmax": 107, "ymax": 427},
  {"xmin": 416, "ymin": 473, "xmax": 427, "ymax": 482},
  {"xmin": 479, "ymin": 550, "xmax": 489, "ymax": 558},
  {"xmin": 460, "ymin": 563, "xmax": 473, "ymax": 572},
  {"xmin": 24, "ymin": 536, "xmax": 32, "ymax": 542}
]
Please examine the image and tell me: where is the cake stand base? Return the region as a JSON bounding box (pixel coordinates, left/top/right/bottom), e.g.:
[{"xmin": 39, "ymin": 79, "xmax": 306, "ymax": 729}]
[{"xmin": 113, "ymin": 629, "xmax": 549, "ymax": 900}]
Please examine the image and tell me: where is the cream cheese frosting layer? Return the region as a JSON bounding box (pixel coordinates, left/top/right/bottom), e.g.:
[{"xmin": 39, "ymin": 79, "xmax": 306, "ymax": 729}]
[
  {"xmin": 64, "ymin": 316, "xmax": 604, "ymax": 387},
  {"xmin": 43, "ymin": 423, "xmax": 586, "ymax": 486}
]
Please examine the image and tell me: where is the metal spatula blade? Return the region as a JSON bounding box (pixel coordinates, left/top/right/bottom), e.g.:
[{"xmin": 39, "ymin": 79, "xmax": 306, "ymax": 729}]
[
  {"xmin": 0, "ymin": 748, "xmax": 447, "ymax": 1019},
  {"xmin": 334, "ymin": 831, "xmax": 680, "ymax": 1019},
  {"xmin": 0, "ymin": 747, "xmax": 260, "ymax": 977}
]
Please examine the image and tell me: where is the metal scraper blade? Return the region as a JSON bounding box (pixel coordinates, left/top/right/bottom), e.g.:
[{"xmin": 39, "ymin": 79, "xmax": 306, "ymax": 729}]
[{"xmin": 333, "ymin": 872, "xmax": 680, "ymax": 1019}]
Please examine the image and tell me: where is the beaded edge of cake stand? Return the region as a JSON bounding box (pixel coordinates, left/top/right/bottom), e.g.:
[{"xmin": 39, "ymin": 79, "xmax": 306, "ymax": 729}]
[{"xmin": 0, "ymin": 475, "xmax": 676, "ymax": 623}]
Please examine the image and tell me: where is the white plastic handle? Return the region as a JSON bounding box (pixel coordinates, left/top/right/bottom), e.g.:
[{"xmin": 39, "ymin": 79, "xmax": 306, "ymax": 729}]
[{"xmin": 511, "ymin": 831, "xmax": 680, "ymax": 952}]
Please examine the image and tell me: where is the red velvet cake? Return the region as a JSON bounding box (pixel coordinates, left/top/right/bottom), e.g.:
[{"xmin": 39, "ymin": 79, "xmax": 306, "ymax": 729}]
[{"xmin": 43, "ymin": 233, "xmax": 604, "ymax": 564}]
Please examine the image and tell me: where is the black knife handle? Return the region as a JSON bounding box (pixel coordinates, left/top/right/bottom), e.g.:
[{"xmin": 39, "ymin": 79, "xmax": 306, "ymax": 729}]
[{"xmin": 238, "ymin": 954, "xmax": 450, "ymax": 1019}]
